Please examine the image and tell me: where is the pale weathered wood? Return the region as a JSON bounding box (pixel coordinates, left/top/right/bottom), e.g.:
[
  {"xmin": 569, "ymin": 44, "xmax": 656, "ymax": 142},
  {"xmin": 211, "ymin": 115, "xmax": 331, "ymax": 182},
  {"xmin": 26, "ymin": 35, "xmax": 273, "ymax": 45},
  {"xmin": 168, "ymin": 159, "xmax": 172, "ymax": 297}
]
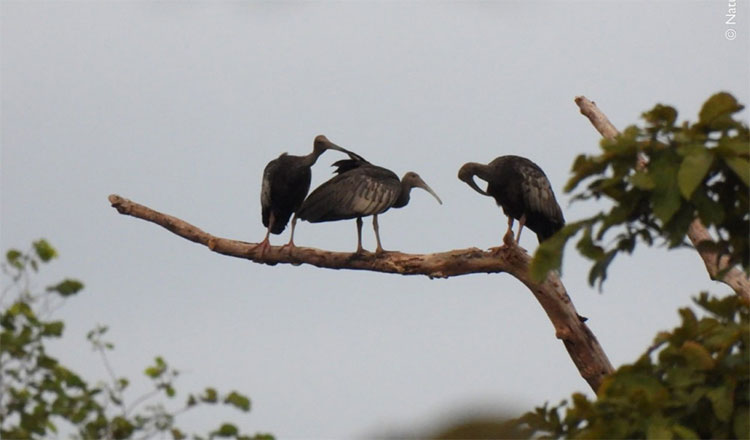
[
  {"xmin": 574, "ymin": 96, "xmax": 750, "ymax": 301},
  {"xmin": 108, "ymin": 193, "xmax": 614, "ymax": 391}
]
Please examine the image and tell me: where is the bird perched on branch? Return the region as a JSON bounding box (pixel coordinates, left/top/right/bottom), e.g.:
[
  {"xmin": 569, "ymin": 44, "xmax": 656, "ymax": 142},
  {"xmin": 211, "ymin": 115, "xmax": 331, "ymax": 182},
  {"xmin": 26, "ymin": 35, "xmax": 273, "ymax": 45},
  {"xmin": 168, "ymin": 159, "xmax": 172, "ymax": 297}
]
[
  {"xmin": 296, "ymin": 156, "xmax": 442, "ymax": 253},
  {"xmin": 255, "ymin": 135, "xmax": 363, "ymax": 254},
  {"xmin": 458, "ymin": 155, "xmax": 564, "ymax": 245}
]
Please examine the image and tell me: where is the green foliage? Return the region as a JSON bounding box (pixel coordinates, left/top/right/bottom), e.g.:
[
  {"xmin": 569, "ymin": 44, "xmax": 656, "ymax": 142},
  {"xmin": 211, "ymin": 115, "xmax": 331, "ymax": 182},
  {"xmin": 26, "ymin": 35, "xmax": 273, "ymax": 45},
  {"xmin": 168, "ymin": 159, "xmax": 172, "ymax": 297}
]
[
  {"xmin": 531, "ymin": 92, "xmax": 749, "ymax": 286},
  {"xmin": 513, "ymin": 293, "xmax": 750, "ymax": 439},
  {"xmin": 225, "ymin": 392, "xmax": 252, "ymax": 412},
  {"xmin": 1, "ymin": 241, "xmax": 273, "ymax": 440},
  {"xmin": 32, "ymin": 239, "xmax": 57, "ymax": 262},
  {"xmin": 47, "ymin": 279, "xmax": 84, "ymax": 297}
]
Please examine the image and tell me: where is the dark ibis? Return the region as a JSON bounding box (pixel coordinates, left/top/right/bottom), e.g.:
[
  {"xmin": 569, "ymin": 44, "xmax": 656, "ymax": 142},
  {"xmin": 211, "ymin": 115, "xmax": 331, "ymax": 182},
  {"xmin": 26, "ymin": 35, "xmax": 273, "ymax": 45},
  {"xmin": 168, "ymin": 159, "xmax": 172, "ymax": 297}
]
[
  {"xmin": 458, "ymin": 155, "xmax": 564, "ymax": 244},
  {"xmin": 255, "ymin": 135, "xmax": 361, "ymax": 254},
  {"xmin": 296, "ymin": 158, "xmax": 442, "ymax": 253}
]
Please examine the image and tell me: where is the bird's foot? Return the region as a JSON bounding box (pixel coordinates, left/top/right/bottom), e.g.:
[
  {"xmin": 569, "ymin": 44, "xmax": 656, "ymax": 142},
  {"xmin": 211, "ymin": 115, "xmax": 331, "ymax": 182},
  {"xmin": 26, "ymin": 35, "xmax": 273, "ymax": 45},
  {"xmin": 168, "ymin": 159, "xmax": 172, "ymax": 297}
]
[
  {"xmin": 502, "ymin": 230, "xmax": 516, "ymax": 247},
  {"xmin": 279, "ymin": 241, "xmax": 296, "ymax": 255},
  {"xmin": 251, "ymin": 239, "xmax": 271, "ymax": 257},
  {"xmin": 352, "ymin": 246, "xmax": 377, "ymax": 258}
]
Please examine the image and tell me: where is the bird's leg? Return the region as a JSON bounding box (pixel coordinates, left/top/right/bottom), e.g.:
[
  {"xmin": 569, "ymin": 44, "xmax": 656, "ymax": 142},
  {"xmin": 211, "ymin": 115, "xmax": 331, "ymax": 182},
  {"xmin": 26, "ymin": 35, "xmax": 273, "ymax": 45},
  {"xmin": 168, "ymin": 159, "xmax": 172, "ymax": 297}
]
[
  {"xmin": 515, "ymin": 214, "xmax": 526, "ymax": 243},
  {"xmin": 373, "ymin": 215, "xmax": 385, "ymax": 254},
  {"xmin": 252, "ymin": 225, "xmax": 273, "ymax": 257},
  {"xmin": 280, "ymin": 215, "xmax": 298, "ymax": 253},
  {"xmin": 356, "ymin": 217, "xmax": 365, "ymax": 253},
  {"xmin": 502, "ymin": 216, "xmax": 515, "ymax": 246},
  {"xmin": 251, "ymin": 212, "xmax": 276, "ymax": 256}
]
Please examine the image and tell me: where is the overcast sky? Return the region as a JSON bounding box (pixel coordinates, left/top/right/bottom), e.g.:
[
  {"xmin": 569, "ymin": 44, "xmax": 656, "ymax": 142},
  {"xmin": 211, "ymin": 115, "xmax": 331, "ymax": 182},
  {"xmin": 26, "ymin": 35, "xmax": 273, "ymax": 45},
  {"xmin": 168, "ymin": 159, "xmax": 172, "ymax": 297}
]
[{"xmin": 2, "ymin": 1, "xmax": 748, "ymax": 438}]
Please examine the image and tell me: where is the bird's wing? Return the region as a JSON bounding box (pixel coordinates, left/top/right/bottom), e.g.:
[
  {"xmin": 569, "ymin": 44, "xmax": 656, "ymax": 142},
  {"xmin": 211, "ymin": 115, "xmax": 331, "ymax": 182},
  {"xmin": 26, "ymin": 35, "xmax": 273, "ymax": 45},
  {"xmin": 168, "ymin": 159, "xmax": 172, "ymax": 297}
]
[
  {"xmin": 331, "ymin": 159, "xmax": 366, "ymax": 175},
  {"xmin": 260, "ymin": 158, "xmax": 284, "ymax": 228},
  {"xmin": 260, "ymin": 156, "xmax": 283, "ymax": 210},
  {"xmin": 519, "ymin": 164, "xmax": 563, "ymax": 220},
  {"xmin": 298, "ymin": 171, "xmax": 400, "ymax": 222}
]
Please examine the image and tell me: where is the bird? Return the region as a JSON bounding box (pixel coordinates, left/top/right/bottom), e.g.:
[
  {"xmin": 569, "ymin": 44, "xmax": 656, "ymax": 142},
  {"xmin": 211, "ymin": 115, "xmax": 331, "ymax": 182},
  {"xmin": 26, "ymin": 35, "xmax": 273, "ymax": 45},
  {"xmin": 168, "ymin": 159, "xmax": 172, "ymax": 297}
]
[
  {"xmin": 458, "ymin": 155, "xmax": 564, "ymax": 245},
  {"xmin": 296, "ymin": 157, "xmax": 442, "ymax": 253},
  {"xmin": 254, "ymin": 135, "xmax": 363, "ymax": 254}
]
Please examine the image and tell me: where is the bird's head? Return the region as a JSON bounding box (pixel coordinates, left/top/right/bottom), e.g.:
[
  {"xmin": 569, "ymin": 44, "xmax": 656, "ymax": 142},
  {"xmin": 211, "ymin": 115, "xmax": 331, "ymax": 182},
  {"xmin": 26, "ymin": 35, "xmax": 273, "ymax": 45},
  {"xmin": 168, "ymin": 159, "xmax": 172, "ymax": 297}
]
[
  {"xmin": 313, "ymin": 135, "xmax": 344, "ymax": 154},
  {"xmin": 402, "ymin": 172, "xmax": 443, "ymax": 205},
  {"xmin": 458, "ymin": 163, "xmax": 489, "ymax": 196},
  {"xmin": 313, "ymin": 135, "xmax": 368, "ymax": 162}
]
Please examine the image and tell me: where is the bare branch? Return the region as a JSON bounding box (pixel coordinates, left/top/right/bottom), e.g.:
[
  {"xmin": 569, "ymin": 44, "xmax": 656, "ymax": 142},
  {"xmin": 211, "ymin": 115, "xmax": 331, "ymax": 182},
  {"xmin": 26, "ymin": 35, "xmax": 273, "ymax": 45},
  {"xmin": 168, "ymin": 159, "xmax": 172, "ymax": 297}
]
[
  {"xmin": 574, "ymin": 96, "xmax": 750, "ymax": 301},
  {"xmin": 574, "ymin": 96, "xmax": 620, "ymax": 140},
  {"xmin": 109, "ymin": 194, "xmax": 614, "ymax": 391}
]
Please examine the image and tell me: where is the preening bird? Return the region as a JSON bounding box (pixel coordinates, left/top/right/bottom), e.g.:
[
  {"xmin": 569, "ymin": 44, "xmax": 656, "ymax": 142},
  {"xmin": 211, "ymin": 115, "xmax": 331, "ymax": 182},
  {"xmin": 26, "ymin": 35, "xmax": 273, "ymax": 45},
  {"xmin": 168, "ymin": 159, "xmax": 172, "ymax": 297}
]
[
  {"xmin": 458, "ymin": 155, "xmax": 564, "ymax": 244},
  {"xmin": 296, "ymin": 157, "xmax": 442, "ymax": 253},
  {"xmin": 255, "ymin": 135, "xmax": 361, "ymax": 254}
]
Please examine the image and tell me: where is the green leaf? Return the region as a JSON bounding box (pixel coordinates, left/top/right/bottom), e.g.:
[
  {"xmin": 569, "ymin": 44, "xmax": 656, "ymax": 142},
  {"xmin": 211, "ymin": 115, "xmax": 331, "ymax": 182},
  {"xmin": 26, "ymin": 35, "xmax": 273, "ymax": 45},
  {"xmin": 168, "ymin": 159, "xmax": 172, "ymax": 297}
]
[
  {"xmin": 566, "ymin": 154, "xmax": 609, "ymax": 192},
  {"xmin": 575, "ymin": 226, "xmax": 604, "ymax": 260},
  {"xmin": 110, "ymin": 416, "xmax": 135, "ymax": 439},
  {"xmin": 630, "ymin": 171, "xmax": 655, "ymax": 190},
  {"xmin": 8, "ymin": 301, "xmax": 34, "ymax": 319},
  {"xmin": 224, "ymin": 391, "xmax": 251, "ymax": 412},
  {"xmin": 643, "ymin": 104, "xmax": 678, "ymax": 127},
  {"xmin": 42, "ymin": 321, "xmax": 64, "ymax": 337},
  {"xmin": 650, "ymin": 151, "xmax": 682, "ymax": 223},
  {"xmin": 680, "ymin": 341, "xmax": 715, "ymax": 370},
  {"xmin": 715, "ymin": 138, "xmax": 750, "ymax": 157},
  {"xmin": 664, "ymin": 366, "xmax": 705, "ymax": 389},
  {"xmin": 37, "ymin": 355, "xmax": 58, "ymax": 369},
  {"xmin": 6, "ymin": 249, "xmax": 23, "ymax": 268},
  {"xmin": 46, "ymin": 279, "xmax": 84, "ymax": 297},
  {"xmin": 724, "ymin": 156, "xmax": 750, "ymax": 187},
  {"xmin": 33, "ymin": 240, "xmax": 57, "ymax": 262},
  {"xmin": 646, "ymin": 418, "xmax": 673, "ymax": 440},
  {"xmin": 677, "ymin": 149, "xmax": 713, "ymax": 199},
  {"xmin": 530, "ymin": 221, "xmax": 586, "ymax": 281},
  {"xmin": 202, "ymin": 387, "xmax": 218, "ymax": 403},
  {"xmin": 588, "ymin": 249, "xmax": 617, "ymax": 289},
  {"xmin": 214, "ymin": 423, "xmax": 238, "ymax": 437},
  {"xmin": 691, "ymin": 188, "xmax": 725, "ymax": 226},
  {"xmin": 706, "ymin": 383, "xmax": 733, "ymax": 422},
  {"xmin": 171, "ymin": 428, "xmax": 186, "ymax": 440},
  {"xmin": 698, "ymin": 92, "xmax": 743, "ymax": 126},
  {"xmin": 663, "ymin": 203, "xmax": 694, "ymax": 248},
  {"xmin": 144, "ymin": 356, "xmax": 169, "ymax": 378}
]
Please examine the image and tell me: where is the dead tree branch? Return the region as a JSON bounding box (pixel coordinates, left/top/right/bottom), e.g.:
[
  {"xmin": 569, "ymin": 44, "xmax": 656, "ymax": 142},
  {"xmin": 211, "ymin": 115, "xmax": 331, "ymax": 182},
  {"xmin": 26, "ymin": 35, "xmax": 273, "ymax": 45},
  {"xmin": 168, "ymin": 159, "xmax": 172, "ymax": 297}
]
[
  {"xmin": 109, "ymin": 193, "xmax": 614, "ymax": 391},
  {"xmin": 575, "ymin": 96, "xmax": 750, "ymax": 301}
]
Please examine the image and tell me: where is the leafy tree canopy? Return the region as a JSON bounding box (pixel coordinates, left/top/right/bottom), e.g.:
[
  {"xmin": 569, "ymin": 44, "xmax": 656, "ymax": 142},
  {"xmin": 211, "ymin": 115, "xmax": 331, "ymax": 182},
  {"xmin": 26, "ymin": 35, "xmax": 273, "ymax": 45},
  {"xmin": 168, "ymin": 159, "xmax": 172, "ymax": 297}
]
[
  {"xmin": 532, "ymin": 92, "xmax": 749, "ymax": 287},
  {"xmin": 0, "ymin": 240, "xmax": 273, "ymax": 440},
  {"xmin": 514, "ymin": 292, "xmax": 749, "ymax": 439}
]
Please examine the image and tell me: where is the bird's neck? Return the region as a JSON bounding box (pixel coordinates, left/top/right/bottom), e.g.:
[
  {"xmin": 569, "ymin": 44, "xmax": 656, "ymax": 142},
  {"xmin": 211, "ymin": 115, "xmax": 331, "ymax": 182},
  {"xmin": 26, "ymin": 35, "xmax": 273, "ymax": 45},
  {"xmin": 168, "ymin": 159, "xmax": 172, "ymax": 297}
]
[
  {"xmin": 393, "ymin": 181, "xmax": 412, "ymax": 208},
  {"xmin": 467, "ymin": 162, "xmax": 494, "ymax": 182},
  {"xmin": 300, "ymin": 149, "xmax": 324, "ymax": 167}
]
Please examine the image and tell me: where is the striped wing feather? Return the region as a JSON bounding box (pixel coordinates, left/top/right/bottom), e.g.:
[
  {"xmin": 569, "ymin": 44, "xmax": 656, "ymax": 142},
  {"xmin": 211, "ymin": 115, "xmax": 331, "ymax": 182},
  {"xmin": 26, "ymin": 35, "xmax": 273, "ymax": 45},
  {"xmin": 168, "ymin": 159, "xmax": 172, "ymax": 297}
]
[{"xmin": 298, "ymin": 167, "xmax": 400, "ymax": 222}]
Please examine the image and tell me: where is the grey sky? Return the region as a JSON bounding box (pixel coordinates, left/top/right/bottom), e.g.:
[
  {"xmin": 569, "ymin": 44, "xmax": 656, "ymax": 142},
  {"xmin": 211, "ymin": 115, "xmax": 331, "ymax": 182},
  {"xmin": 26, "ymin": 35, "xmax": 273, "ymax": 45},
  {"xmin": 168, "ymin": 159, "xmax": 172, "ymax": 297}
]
[{"xmin": 2, "ymin": 1, "xmax": 748, "ymax": 438}]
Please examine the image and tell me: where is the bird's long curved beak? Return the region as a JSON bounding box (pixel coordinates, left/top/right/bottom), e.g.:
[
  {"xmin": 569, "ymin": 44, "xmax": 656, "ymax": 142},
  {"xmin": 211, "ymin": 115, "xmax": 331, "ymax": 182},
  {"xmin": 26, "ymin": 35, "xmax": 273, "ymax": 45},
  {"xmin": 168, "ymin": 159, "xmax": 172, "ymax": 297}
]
[
  {"xmin": 318, "ymin": 136, "xmax": 368, "ymax": 162},
  {"xmin": 416, "ymin": 178, "xmax": 443, "ymax": 205},
  {"xmin": 319, "ymin": 136, "xmax": 346, "ymax": 153},
  {"xmin": 458, "ymin": 164, "xmax": 489, "ymax": 196}
]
